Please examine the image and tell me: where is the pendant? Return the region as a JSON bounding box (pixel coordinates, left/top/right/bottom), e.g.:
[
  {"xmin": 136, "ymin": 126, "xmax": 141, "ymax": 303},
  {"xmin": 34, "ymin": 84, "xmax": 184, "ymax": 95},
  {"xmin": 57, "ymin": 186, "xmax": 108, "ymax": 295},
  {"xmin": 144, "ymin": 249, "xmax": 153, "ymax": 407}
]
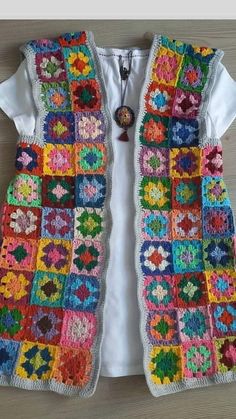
[{"xmin": 114, "ymin": 105, "xmax": 135, "ymax": 142}]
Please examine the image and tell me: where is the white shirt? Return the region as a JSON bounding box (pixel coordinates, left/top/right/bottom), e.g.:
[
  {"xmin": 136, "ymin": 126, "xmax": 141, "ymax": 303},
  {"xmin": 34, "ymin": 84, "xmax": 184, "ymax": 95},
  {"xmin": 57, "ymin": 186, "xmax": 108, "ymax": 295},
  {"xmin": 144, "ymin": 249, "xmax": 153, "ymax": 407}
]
[{"xmin": 1, "ymin": 46, "xmax": 236, "ymax": 377}]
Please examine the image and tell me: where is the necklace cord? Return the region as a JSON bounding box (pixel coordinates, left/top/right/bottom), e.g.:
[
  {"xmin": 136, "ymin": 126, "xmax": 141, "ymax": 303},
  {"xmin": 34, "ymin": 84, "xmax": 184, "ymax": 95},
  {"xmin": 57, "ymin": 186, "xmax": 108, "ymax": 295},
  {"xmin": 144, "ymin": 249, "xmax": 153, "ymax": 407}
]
[{"xmin": 119, "ymin": 50, "xmax": 133, "ymax": 106}]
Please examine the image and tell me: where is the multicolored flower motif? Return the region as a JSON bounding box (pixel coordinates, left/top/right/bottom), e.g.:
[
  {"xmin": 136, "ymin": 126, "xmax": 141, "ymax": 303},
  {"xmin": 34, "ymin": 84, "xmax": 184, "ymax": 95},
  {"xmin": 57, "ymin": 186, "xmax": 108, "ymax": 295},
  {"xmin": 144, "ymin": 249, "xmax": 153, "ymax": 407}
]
[
  {"xmin": 183, "ymin": 341, "xmax": 215, "ymax": 378},
  {"xmin": 58, "ymin": 31, "xmax": 87, "ymax": 47},
  {"xmin": 175, "ymin": 272, "xmax": 207, "ymax": 307},
  {"xmin": 140, "ymin": 176, "xmax": 171, "ymax": 210},
  {"xmin": 71, "ymin": 240, "xmax": 102, "ymax": 276},
  {"xmin": 74, "ymin": 207, "xmax": 103, "ymax": 239},
  {"xmin": 0, "ymin": 237, "xmax": 37, "ymax": 272},
  {"xmin": 43, "ymin": 144, "xmax": 74, "ymax": 176},
  {"xmin": 41, "ymin": 208, "xmax": 74, "ymax": 239},
  {"xmin": 172, "ymin": 240, "xmax": 203, "ymax": 273},
  {"xmin": 173, "ymin": 88, "xmax": 201, "ymax": 119},
  {"xmin": 203, "ymin": 239, "xmax": 234, "ymax": 270},
  {"xmin": 172, "ymin": 209, "xmax": 202, "ymax": 239},
  {"xmin": 202, "ymin": 146, "xmax": 223, "ymax": 176},
  {"xmin": 37, "ymin": 239, "xmax": 72, "ymax": 275},
  {"xmin": 71, "ymin": 80, "xmax": 101, "ymax": 112},
  {"xmin": 63, "ymin": 274, "xmax": 100, "ymax": 311},
  {"xmin": 44, "ymin": 112, "xmax": 75, "ymax": 144},
  {"xmin": 206, "ymin": 270, "xmax": 236, "ymax": 303},
  {"xmin": 139, "ymin": 146, "xmax": 169, "ymax": 176},
  {"xmin": 202, "ymin": 177, "xmax": 230, "ymax": 207},
  {"xmin": 7, "ymin": 174, "xmax": 42, "ymax": 207},
  {"xmin": 42, "ymin": 176, "xmax": 75, "ymax": 208},
  {"xmin": 16, "ymin": 341, "xmax": 55, "ymax": 380},
  {"xmin": 3, "ymin": 204, "xmax": 41, "ymax": 239},
  {"xmin": 63, "ymin": 45, "xmax": 95, "ymax": 80},
  {"xmin": 211, "ymin": 303, "xmax": 236, "ymax": 337},
  {"xmin": 25, "ymin": 307, "xmax": 63, "ymax": 344},
  {"xmin": 143, "ymin": 275, "xmax": 176, "ymax": 309},
  {"xmin": 177, "ymin": 55, "xmax": 208, "ymax": 92},
  {"xmin": 149, "ymin": 346, "xmax": 182, "ymax": 384},
  {"xmin": 30, "ymin": 271, "xmax": 66, "ymax": 308},
  {"xmin": 0, "ymin": 269, "xmax": 32, "ymax": 305},
  {"xmin": 140, "ymin": 241, "xmax": 172, "ymax": 275},
  {"xmin": 0, "ymin": 305, "xmax": 25, "ymax": 339},
  {"xmin": 41, "ymin": 82, "xmax": 71, "ymax": 111},
  {"xmin": 170, "ymin": 147, "xmax": 200, "ymax": 177},
  {"xmin": 172, "ymin": 177, "xmax": 201, "ymax": 209},
  {"xmin": 169, "ymin": 118, "xmax": 199, "ymax": 147},
  {"xmin": 152, "ymin": 47, "xmax": 182, "ymax": 86},
  {"xmin": 178, "ymin": 307, "xmax": 211, "ymax": 341},
  {"xmin": 0, "ymin": 338, "xmax": 20, "ymax": 376},
  {"xmin": 75, "ymin": 143, "xmax": 106, "ymax": 174},
  {"xmin": 141, "ymin": 210, "xmax": 170, "ymax": 240},
  {"xmin": 60, "ymin": 311, "xmax": 97, "ymax": 349},
  {"xmin": 145, "ymin": 82, "xmax": 175, "ymax": 117},
  {"xmin": 140, "ymin": 113, "xmax": 169, "ymax": 147},
  {"xmin": 203, "ymin": 207, "xmax": 234, "ymax": 238},
  {"xmin": 147, "ymin": 310, "xmax": 179, "ymax": 344},
  {"xmin": 15, "ymin": 143, "xmax": 43, "ymax": 175},
  {"xmin": 75, "ymin": 111, "xmax": 106, "ymax": 142},
  {"xmin": 36, "ymin": 51, "xmax": 66, "ymax": 81},
  {"xmin": 215, "ymin": 337, "xmax": 236, "ymax": 372},
  {"xmin": 75, "ymin": 174, "xmax": 106, "ymax": 208}
]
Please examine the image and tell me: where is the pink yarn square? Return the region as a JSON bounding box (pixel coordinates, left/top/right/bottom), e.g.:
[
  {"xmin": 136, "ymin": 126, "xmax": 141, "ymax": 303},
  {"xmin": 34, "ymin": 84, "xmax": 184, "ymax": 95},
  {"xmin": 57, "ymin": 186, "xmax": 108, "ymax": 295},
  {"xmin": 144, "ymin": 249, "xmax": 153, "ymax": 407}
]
[
  {"xmin": 60, "ymin": 310, "xmax": 97, "ymax": 349},
  {"xmin": 182, "ymin": 340, "xmax": 216, "ymax": 378},
  {"xmin": 201, "ymin": 145, "xmax": 223, "ymax": 176}
]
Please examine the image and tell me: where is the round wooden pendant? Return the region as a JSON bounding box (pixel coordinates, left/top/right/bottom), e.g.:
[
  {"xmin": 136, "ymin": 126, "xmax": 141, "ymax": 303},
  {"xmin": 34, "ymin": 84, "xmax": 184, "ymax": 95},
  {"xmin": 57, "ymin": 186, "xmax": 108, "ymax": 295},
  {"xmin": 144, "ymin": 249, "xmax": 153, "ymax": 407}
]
[{"xmin": 114, "ymin": 105, "xmax": 135, "ymax": 129}]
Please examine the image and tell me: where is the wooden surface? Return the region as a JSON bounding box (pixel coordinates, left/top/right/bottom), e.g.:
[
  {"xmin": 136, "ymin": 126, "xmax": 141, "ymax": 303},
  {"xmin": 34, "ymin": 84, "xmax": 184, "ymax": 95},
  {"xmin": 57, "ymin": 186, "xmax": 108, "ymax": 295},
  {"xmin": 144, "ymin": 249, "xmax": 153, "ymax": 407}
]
[{"xmin": 0, "ymin": 19, "xmax": 236, "ymax": 419}]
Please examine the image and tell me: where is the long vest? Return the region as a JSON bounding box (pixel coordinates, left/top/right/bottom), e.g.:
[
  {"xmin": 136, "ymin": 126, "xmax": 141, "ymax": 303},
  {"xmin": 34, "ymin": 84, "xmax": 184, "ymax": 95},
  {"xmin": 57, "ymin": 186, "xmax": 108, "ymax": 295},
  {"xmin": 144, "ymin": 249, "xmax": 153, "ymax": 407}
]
[{"xmin": 0, "ymin": 31, "xmax": 235, "ymax": 397}]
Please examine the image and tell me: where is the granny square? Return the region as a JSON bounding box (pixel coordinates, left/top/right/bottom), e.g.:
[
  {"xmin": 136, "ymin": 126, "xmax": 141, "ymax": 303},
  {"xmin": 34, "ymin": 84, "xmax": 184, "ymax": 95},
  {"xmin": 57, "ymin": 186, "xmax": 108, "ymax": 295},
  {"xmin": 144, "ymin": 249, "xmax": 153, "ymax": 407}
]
[
  {"xmin": 0, "ymin": 304, "xmax": 27, "ymax": 340},
  {"xmin": 43, "ymin": 144, "xmax": 75, "ymax": 176},
  {"xmin": 205, "ymin": 270, "xmax": 236, "ymax": 303},
  {"xmin": 74, "ymin": 207, "xmax": 104, "ymax": 240},
  {"xmin": 75, "ymin": 143, "xmax": 107, "ymax": 175},
  {"xmin": 15, "ymin": 341, "xmax": 56, "ymax": 380},
  {"xmin": 74, "ymin": 111, "xmax": 106, "ymax": 143},
  {"xmin": 149, "ymin": 345, "xmax": 183, "ymax": 384},
  {"xmin": 214, "ymin": 337, "xmax": 236, "ymax": 373},
  {"xmin": 145, "ymin": 82, "xmax": 175, "ymax": 117},
  {"xmin": 201, "ymin": 146, "xmax": 223, "ymax": 176},
  {"xmin": 0, "ymin": 237, "xmax": 37, "ymax": 272},
  {"xmin": 141, "ymin": 210, "xmax": 171, "ymax": 241},
  {"xmin": 42, "ymin": 175, "xmax": 75, "ymax": 208},
  {"xmin": 140, "ymin": 241, "xmax": 172, "ymax": 275},
  {"xmin": 140, "ymin": 176, "xmax": 171, "ymax": 210},
  {"xmin": 35, "ymin": 50, "xmax": 66, "ymax": 82},
  {"xmin": 41, "ymin": 207, "xmax": 74, "ymax": 239},
  {"xmin": 202, "ymin": 207, "xmax": 235, "ymax": 238},
  {"xmin": 172, "ymin": 209, "xmax": 202, "ymax": 239},
  {"xmin": 169, "ymin": 117, "xmax": 199, "ymax": 148},
  {"xmin": 170, "ymin": 147, "xmax": 201, "ymax": 177},
  {"xmin": 71, "ymin": 240, "xmax": 103, "ymax": 276},
  {"xmin": 210, "ymin": 303, "xmax": 236, "ymax": 338},
  {"xmin": 2, "ymin": 204, "xmax": 42, "ymax": 240},
  {"xmin": 41, "ymin": 81, "xmax": 71, "ymax": 111},
  {"xmin": 172, "ymin": 88, "xmax": 201, "ymax": 119},
  {"xmin": 172, "ymin": 177, "xmax": 201, "ymax": 209},
  {"xmin": 24, "ymin": 306, "xmax": 63, "ymax": 344},
  {"xmin": 182, "ymin": 340, "xmax": 216, "ymax": 378},
  {"xmin": 177, "ymin": 55, "xmax": 208, "ymax": 92},
  {"xmin": 36, "ymin": 238, "xmax": 72, "ymax": 275},
  {"xmin": 203, "ymin": 238, "xmax": 235, "ymax": 270},
  {"xmin": 70, "ymin": 79, "xmax": 101, "ymax": 112},
  {"xmin": 60, "ymin": 310, "xmax": 97, "ymax": 349},
  {"xmin": 7, "ymin": 174, "xmax": 42, "ymax": 208},
  {"xmin": 177, "ymin": 306, "xmax": 211, "ymax": 341},
  {"xmin": 0, "ymin": 338, "xmax": 20, "ymax": 376},
  {"xmin": 15, "ymin": 142, "xmax": 43, "ymax": 176},
  {"xmin": 139, "ymin": 146, "xmax": 169, "ymax": 177},
  {"xmin": 202, "ymin": 176, "xmax": 230, "ymax": 207},
  {"xmin": 0, "ymin": 268, "xmax": 33, "ymax": 306},
  {"xmin": 63, "ymin": 273, "xmax": 100, "ymax": 311},
  {"xmin": 151, "ymin": 45, "xmax": 183, "ymax": 86},
  {"xmin": 43, "ymin": 112, "xmax": 75, "ymax": 144},
  {"xmin": 146, "ymin": 310, "xmax": 179, "ymax": 345},
  {"xmin": 143, "ymin": 275, "xmax": 176, "ymax": 310},
  {"xmin": 75, "ymin": 174, "xmax": 106, "ymax": 208},
  {"xmin": 175, "ymin": 272, "xmax": 208, "ymax": 307},
  {"xmin": 172, "ymin": 240, "xmax": 203, "ymax": 273},
  {"xmin": 30, "ymin": 270, "xmax": 67, "ymax": 308},
  {"xmin": 62, "ymin": 45, "xmax": 95, "ymax": 81},
  {"xmin": 139, "ymin": 113, "xmax": 169, "ymax": 148}
]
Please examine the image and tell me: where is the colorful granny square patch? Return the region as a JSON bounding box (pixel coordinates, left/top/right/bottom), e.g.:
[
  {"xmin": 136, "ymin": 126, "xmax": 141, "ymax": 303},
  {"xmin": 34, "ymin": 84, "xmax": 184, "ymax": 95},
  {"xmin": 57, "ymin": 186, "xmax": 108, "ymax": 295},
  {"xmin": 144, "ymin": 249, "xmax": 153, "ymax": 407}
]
[
  {"xmin": 24, "ymin": 306, "xmax": 63, "ymax": 344},
  {"xmin": 62, "ymin": 45, "xmax": 95, "ymax": 81},
  {"xmin": 43, "ymin": 112, "xmax": 75, "ymax": 144},
  {"xmin": 71, "ymin": 240, "xmax": 103, "ymax": 276},
  {"xmin": 139, "ymin": 146, "xmax": 169, "ymax": 176},
  {"xmin": 210, "ymin": 303, "xmax": 236, "ymax": 337},
  {"xmin": 141, "ymin": 210, "xmax": 171, "ymax": 240},
  {"xmin": 172, "ymin": 177, "xmax": 201, "ymax": 209},
  {"xmin": 75, "ymin": 175, "xmax": 106, "ymax": 208},
  {"xmin": 0, "ymin": 237, "xmax": 37, "ymax": 272},
  {"xmin": 206, "ymin": 270, "xmax": 236, "ymax": 303},
  {"xmin": 175, "ymin": 272, "xmax": 208, "ymax": 307},
  {"xmin": 41, "ymin": 207, "xmax": 74, "ymax": 239},
  {"xmin": 214, "ymin": 337, "xmax": 236, "ymax": 372},
  {"xmin": 172, "ymin": 240, "xmax": 203, "ymax": 273},
  {"xmin": 0, "ymin": 269, "xmax": 33, "ymax": 306},
  {"xmin": 52, "ymin": 346, "xmax": 92, "ymax": 387},
  {"xmin": 42, "ymin": 175, "xmax": 75, "ymax": 208},
  {"xmin": 75, "ymin": 111, "xmax": 106, "ymax": 143},
  {"xmin": 0, "ymin": 338, "xmax": 20, "ymax": 376},
  {"xmin": 35, "ymin": 50, "xmax": 66, "ymax": 82},
  {"xmin": 203, "ymin": 238, "xmax": 235, "ymax": 270},
  {"xmin": 151, "ymin": 46, "xmax": 183, "ymax": 86},
  {"xmin": 140, "ymin": 241, "xmax": 172, "ymax": 275},
  {"xmin": 7, "ymin": 174, "xmax": 42, "ymax": 207},
  {"xmin": 60, "ymin": 310, "xmax": 97, "ymax": 349},
  {"xmin": 146, "ymin": 310, "xmax": 179, "ymax": 345},
  {"xmin": 149, "ymin": 345, "xmax": 182, "ymax": 384},
  {"xmin": 74, "ymin": 207, "xmax": 103, "ymax": 240},
  {"xmin": 182, "ymin": 340, "xmax": 216, "ymax": 378},
  {"xmin": 177, "ymin": 55, "xmax": 208, "ymax": 92},
  {"xmin": 15, "ymin": 143, "xmax": 43, "ymax": 176},
  {"xmin": 70, "ymin": 80, "xmax": 101, "ymax": 112},
  {"xmin": 172, "ymin": 209, "xmax": 202, "ymax": 239},
  {"xmin": 139, "ymin": 113, "xmax": 169, "ymax": 148},
  {"xmin": 2, "ymin": 204, "xmax": 41, "ymax": 239},
  {"xmin": 203, "ymin": 207, "xmax": 234, "ymax": 238},
  {"xmin": 172, "ymin": 88, "xmax": 201, "ymax": 119},
  {"xmin": 41, "ymin": 81, "xmax": 71, "ymax": 111},
  {"xmin": 0, "ymin": 304, "xmax": 26, "ymax": 340},
  {"xmin": 63, "ymin": 274, "xmax": 99, "ymax": 311},
  {"xmin": 30, "ymin": 271, "xmax": 66, "ymax": 308},
  {"xmin": 37, "ymin": 238, "xmax": 72, "ymax": 274},
  {"xmin": 15, "ymin": 341, "xmax": 55, "ymax": 380},
  {"xmin": 75, "ymin": 143, "xmax": 106, "ymax": 174},
  {"xmin": 145, "ymin": 82, "xmax": 175, "ymax": 117},
  {"xmin": 170, "ymin": 147, "xmax": 201, "ymax": 177},
  {"xmin": 43, "ymin": 144, "xmax": 75, "ymax": 176},
  {"xmin": 202, "ymin": 177, "xmax": 230, "ymax": 207},
  {"xmin": 143, "ymin": 275, "xmax": 176, "ymax": 310},
  {"xmin": 140, "ymin": 177, "xmax": 171, "ymax": 210},
  {"xmin": 177, "ymin": 306, "xmax": 211, "ymax": 341},
  {"xmin": 201, "ymin": 146, "xmax": 223, "ymax": 176},
  {"xmin": 169, "ymin": 117, "xmax": 199, "ymax": 148},
  {"xmin": 58, "ymin": 31, "xmax": 87, "ymax": 47}
]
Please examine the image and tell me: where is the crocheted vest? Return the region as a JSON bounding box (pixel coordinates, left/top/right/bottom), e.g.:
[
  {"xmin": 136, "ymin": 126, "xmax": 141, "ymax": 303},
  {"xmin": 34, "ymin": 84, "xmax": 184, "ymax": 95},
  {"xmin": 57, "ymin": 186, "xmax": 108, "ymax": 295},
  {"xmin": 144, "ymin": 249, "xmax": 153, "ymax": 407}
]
[{"xmin": 0, "ymin": 31, "xmax": 235, "ymax": 397}]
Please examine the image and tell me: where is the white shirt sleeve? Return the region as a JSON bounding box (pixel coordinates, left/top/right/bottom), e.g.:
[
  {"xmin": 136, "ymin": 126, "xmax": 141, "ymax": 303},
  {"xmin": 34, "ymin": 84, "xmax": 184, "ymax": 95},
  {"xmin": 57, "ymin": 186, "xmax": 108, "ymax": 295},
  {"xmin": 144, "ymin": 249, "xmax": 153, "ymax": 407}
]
[{"xmin": 0, "ymin": 59, "xmax": 36, "ymax": 136}]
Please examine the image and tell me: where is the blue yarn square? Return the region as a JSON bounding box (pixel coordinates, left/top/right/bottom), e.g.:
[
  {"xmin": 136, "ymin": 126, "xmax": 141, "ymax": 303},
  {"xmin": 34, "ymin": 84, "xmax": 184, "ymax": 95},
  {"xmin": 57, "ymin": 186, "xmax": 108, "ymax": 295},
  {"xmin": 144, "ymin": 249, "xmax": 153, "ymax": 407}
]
[
  {"xmin": 0, "ymin": 338, "xmax": 20, "ymax": 376},
  {"xmin": 202, "ymin": 176, "xmax": 231, "ymax": 207},
  {"xmin": 169, "ymin": 117, "xmax": 199, "ymax": 148},
  {"xmin": 203, "ymin": 207, "xmax": 235, "ymax": 239},
  {"xmin": 41, "ymin": 207, "xmax": 74, "ymax": 239},
  {"xmin": 172, "ymin": 240, "xmax": 203, "ymax": 273},
  {"xmin": 75, "ymin": 175, "xmax": 106, "ymax": 208},
  {"xmin": 140, "ymin": 241, "xmax": 173, "ymax": 275},
  {"xmin": 63, "ymin": 274, "xmax": 100, "ymax": 312}
]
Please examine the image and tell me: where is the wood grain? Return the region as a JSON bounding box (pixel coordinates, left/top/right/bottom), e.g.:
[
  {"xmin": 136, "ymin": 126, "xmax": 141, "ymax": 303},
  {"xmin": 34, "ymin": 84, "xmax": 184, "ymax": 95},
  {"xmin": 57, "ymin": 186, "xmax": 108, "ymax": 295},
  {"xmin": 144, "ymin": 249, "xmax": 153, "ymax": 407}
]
[{"xmin": 0, "ymin": 20, "xmax": 236, "ymax": 419}]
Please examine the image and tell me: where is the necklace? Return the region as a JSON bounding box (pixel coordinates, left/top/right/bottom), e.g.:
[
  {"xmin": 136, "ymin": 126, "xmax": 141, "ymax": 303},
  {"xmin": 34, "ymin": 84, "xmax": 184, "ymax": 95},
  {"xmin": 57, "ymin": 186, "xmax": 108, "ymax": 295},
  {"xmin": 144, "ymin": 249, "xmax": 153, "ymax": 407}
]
[{"xmin": 114, "ymin": 50, "xmax": 135, "ymax": 142}]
